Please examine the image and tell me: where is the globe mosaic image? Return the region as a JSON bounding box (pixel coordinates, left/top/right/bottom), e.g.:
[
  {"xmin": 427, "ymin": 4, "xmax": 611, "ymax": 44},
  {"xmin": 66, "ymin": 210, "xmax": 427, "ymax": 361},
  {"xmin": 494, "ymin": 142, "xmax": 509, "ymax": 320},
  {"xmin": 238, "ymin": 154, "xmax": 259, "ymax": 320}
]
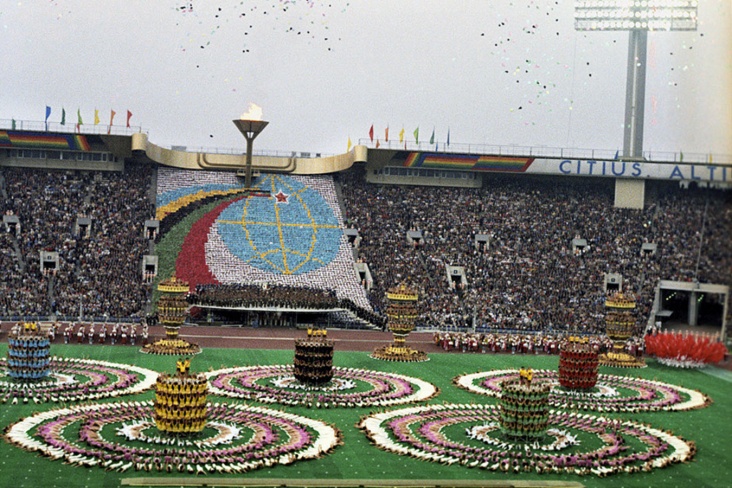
[{"xmin": 216, "ymin": 175, "xmax": 342, "ymax": 275}]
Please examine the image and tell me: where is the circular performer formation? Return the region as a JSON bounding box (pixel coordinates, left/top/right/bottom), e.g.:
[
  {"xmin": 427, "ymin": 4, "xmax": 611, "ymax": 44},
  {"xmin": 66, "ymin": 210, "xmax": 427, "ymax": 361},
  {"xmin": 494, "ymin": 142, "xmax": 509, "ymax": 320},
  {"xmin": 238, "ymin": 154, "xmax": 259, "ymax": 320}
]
[
  {"xmin": 0, "ymin": 357, "xmax": 157, "ymax": 405},
  {"xmin": 359, "ymin": 403, "xmax": 696, "ymax": 477},
  {"xmin": 455, "ymin": 369, "xmax": 711, "ymax": 412},
  {"xmin": 5, "ymin": 400, "xmax": 341, "ymax": 474},
  {"xmin": 206, "ymin": 365, "xmax": 437, "ymax": 408}
]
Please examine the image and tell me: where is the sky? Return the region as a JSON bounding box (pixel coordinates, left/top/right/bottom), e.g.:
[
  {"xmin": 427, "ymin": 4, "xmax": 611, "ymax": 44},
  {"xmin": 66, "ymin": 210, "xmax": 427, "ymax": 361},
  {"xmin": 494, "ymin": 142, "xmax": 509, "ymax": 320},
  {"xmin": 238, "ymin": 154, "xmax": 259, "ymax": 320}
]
[{"xmin": 1, "ymin": 0, "xmax": 730, "ymax": 159}]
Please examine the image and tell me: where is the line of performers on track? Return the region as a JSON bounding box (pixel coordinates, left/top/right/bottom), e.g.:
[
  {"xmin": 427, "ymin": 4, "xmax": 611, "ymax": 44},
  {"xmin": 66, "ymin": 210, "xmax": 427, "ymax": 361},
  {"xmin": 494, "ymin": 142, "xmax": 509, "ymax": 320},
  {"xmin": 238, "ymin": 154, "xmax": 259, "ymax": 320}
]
[
  {"xmin": 50, "ymin": 323, "xmax": 149, "ymax": 346},
  {"xmin": 433, "ymin": 331, "xmax": 645, "ymax": 357}
]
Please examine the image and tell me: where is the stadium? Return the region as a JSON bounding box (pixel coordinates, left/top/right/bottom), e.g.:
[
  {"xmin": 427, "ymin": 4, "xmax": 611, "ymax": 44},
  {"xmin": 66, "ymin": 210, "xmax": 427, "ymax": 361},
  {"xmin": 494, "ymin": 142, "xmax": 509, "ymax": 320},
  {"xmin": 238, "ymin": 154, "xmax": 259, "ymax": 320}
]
[
  {"xmin": 0, "ymin": 109, "xmax": 730, "ymax": 488},
  {"xmin": 2, "ymin": 2, "xmax": 731, "ymax": 488}
]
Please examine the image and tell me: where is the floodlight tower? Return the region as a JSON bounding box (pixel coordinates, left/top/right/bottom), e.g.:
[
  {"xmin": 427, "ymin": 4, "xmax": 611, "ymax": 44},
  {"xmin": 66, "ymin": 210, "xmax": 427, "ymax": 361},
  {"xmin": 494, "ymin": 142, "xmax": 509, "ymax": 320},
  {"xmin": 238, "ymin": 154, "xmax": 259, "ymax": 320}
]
[
  {"xmin": 575, "ymin": 1, "xmax": 698, "ymax": 160},
  {"xmin": 574, "ymin": 1, "xmax": 698, "ymax": 209}
]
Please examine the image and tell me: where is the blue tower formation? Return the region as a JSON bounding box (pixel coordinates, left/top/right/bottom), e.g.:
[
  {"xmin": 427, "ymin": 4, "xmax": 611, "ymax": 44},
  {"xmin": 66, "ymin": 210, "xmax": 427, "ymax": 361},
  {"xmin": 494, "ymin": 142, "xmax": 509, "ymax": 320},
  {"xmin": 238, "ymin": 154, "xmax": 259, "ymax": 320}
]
[{"xmin": 6, "ymin": 323, "xmax": 51, "ymax": 381}]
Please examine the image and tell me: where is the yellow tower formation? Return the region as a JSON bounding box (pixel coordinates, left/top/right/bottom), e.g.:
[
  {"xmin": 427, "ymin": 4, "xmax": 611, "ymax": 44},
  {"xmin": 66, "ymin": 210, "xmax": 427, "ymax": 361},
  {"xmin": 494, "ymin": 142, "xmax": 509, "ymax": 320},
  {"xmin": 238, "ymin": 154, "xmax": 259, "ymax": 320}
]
[
  {"xmin": 599, "ymin": 291, "xmax": 646, "ymax": 368},
  {"xmin": 372, "ymin": 283, "xmax": 428, "ymax": 362},
  {"xmin": 154, "ymin": 358, "xmax": 209, "ymax": 435},
  {"xmin": 142, "ymin": 276, "xmax": 201, "ymax": 355}
]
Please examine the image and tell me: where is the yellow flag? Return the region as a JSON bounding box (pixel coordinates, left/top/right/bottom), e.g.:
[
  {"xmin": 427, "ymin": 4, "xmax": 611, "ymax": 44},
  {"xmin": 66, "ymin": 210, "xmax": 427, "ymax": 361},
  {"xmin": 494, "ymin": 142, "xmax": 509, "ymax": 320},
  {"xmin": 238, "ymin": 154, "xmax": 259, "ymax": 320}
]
[
  {"xmin": 399, "ymin": 127, "xmax": 405, "ymax": 143},
  {"xmin": 347, "ymin": 136, "xmax": 352, "ymax": 152},
  {"xmin": 94, "ymin": 109, "xmax": 100, "ymax": 125}
]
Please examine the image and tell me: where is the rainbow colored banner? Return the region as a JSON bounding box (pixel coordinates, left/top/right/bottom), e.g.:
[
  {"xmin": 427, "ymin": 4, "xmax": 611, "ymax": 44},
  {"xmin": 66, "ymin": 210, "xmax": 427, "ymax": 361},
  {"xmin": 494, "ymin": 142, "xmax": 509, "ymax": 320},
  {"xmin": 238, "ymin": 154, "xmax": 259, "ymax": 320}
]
[
  {"xmin": 403, "ymin": 152, "xmax": 534, "ymax": 172},
  {"xmin": 0, "ymin": 131, "xmax": 91, "ymax": 151}
]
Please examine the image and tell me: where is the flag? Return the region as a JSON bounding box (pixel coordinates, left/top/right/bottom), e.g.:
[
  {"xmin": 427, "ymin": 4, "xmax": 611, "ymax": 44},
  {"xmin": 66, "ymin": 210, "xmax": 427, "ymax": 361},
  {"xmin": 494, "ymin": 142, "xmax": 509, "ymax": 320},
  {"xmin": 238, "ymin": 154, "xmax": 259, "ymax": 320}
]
[
  {"xmin": 679, "ymin": 151, "xmax": 684, "ymax": 162},
  {"xmin": 347, "ymin": 136, "xmax": 352, "ymax": 152},
  {"xmin": 368, "ymin": 124, "xmax": 374, "ymax": 142},
  {"xmin": 77, "ymin": 108, "xmax": 83, "ymax": 125},
  {"xmin": 614, "ymin": 150, "xmax": 620, "ymax": 160},
  {"xmin": 708, "ymin": 154, "xmax": 713, "ymax": 163},
  {"xmin": 399, "ymin": 127, "xmax": 405, "ymax": 143},
  {"xmin": 94, "ymin": 109, "xmax": 100, "ymax": 125},
  {"xmin": 108, "ymin": 110, "xmax": 116, "ymax": 134},
  {"xmin": 429, "ymin": 128, "xmax": 435, "ymax": 145},
  {"xmin": 375, "ymin": 139, "xmax": 380, "ymax": 149},
  {"xmin": 126, "ymin": 110, "xmax": 132, "ymax": 128},
  {"xmin": 11, "ymin": 119, "xmax": 16, "ymax": 130},
  {"xmin": 385, "ymin": 126, "xmax": 389, "ymax": 142},
  {"xmin": 413, "ymin": 127, "xmax": 419, "ymax": 144},
  {"xmin": 45, "ymin": 106, "xmax": 51, "ymax": 129},
  {"xmin": 61, "ymin": 108, "xmax": 66, "ymax": 126},
  {"xmin": 447, "ymin": 128, "xmax": 450, "ymax": 146}
]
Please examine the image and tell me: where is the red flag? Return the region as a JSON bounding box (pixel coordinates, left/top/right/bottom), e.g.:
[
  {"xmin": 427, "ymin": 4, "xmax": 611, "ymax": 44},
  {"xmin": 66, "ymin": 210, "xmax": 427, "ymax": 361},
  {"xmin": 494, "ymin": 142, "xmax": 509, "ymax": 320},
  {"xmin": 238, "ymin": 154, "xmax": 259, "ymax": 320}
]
[
  {"xmin": 385, "ymin": 126, "xmax": 389, "ymax": 142},
  {"xmin": 375, "ymin": 139, "xmax": 380, "ymax": 149},
  {"xmin": 368, "ymin": 124, "xmax": 374, "ymax": 142},
  {"xmin": 126, "ymin": 110, "xmax": 133, "ymax": 128}
]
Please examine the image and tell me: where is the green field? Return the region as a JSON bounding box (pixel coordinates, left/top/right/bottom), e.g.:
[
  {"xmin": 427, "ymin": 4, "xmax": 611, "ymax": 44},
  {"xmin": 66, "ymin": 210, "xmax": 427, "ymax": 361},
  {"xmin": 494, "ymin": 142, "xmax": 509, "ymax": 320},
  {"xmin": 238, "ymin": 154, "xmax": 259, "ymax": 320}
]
[{"xmin": 0, "ymin": 344, "xmax": 730, "ymax": 488}]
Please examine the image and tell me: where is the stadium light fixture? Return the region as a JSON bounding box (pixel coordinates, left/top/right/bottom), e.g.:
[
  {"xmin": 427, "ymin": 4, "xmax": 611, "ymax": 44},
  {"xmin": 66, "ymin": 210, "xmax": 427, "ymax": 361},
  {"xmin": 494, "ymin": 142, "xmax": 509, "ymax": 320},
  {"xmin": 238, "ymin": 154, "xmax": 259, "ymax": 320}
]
[
  {"xmin": 575, "ymin": 1, "xmax": 698, "ymax": 32},
  {"xmin": 574, "ymin": 1, "xmax": 698, "ymax": 159}
]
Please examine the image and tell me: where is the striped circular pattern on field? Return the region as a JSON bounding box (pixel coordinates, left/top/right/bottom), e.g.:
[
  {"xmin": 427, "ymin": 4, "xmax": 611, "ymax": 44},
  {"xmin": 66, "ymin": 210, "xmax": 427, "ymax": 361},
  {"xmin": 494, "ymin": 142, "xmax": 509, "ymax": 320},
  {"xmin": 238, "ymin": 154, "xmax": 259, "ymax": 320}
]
[
  {"xmin": 454, "ymin": 369, "xmax": 711, "ymax": 412},
  {"xmin": 359, "ymin": 403, "xmax": 696, "ymax": 477},
  {"xmin": 205, "ymin": 365, "xmax": 438, "ymax": 408},
  {"xmin": 5, "ymin": 401, "xmax": 341, "ymax": 474},
  {"xmin": 0, "ymin": 357, "xmax": 157, "ymax": 405}
]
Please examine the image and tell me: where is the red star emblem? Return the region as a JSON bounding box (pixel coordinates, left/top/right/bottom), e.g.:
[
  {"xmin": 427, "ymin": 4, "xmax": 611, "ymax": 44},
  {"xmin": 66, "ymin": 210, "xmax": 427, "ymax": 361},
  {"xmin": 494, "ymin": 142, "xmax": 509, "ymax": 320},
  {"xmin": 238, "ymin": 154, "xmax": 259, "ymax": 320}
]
[{"xmin": 274, "ymin": 190, "xmax": 289, "ymax": 203}]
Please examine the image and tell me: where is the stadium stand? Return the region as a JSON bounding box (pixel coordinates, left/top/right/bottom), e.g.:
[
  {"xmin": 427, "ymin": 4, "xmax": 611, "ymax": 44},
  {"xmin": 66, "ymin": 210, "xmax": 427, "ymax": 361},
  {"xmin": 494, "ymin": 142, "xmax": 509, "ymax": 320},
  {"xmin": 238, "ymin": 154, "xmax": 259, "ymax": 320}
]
[
  {"xmin": 1, "ymin": 164, "xmax": 153, "ymax": 321},
  {"xmin": 0, "ymin": 160, "xmax": 729, "ymax": 336},
  {"xmin": 337, "ymin": 166, "xmax": 731, "ymax": 335}
]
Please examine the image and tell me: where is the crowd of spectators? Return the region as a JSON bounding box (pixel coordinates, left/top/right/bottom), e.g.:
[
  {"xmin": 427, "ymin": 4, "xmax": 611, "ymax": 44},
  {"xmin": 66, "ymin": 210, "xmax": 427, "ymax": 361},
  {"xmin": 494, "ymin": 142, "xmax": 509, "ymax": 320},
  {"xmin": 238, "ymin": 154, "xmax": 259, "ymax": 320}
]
[
  {"xmin": 0, "ymin": 228, "xmax": 47, "ymax": 316},
  {"xmin": 2, "ymin": 160, "xmax": 729, "ymax": 338},
  {"xmin": 337, "ymin": 166, "xmax": 731, "ymax": 335},
  {"xmin": 190, "ymin": 283, "xmax": 340, "ymax": 309},
  {"xmin": 0, "ymin": 164, "xmax": 155, "ymax": 320},
  {"xmin": 188, "ymin": 283, "xmax": 385, "ymax": 328}
]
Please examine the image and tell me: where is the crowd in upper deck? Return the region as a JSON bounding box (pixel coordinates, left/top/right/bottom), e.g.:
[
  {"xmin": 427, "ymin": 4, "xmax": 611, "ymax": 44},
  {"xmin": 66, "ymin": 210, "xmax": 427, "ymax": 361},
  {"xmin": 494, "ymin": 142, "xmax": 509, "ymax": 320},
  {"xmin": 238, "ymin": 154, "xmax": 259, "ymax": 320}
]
[{"xmin": 337, "ymin": 166, "xmax": 731, "ymax": 334}]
